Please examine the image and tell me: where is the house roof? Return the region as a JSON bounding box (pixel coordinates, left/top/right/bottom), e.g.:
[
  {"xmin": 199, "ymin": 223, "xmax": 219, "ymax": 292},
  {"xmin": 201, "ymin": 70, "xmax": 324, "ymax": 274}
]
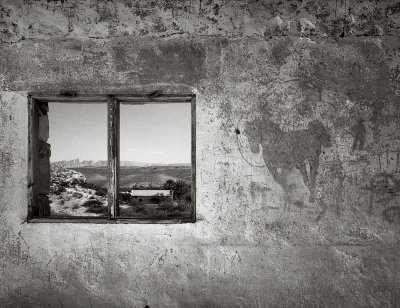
[{"xmin": 130, "ymin": 190, "xmax": 171, "ymax": 197}]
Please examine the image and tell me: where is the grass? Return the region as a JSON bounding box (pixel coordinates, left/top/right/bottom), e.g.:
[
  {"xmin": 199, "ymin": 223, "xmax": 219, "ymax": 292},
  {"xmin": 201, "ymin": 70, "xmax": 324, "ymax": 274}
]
[{"xmin": 118, "ymin": 202, "xmax": 191, "ymax": 218}]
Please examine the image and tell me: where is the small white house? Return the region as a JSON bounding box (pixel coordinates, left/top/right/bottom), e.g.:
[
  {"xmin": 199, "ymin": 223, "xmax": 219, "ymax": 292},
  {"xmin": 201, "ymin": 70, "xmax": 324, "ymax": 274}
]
[{"xmin": 129, "ymin": 189, "xmax": 173, "ymax": 204}]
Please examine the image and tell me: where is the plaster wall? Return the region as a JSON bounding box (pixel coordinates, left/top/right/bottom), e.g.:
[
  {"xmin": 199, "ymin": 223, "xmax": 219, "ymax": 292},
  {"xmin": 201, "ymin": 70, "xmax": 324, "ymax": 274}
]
[{"xmin": 1, "ymin": 0, "xmax": 400, "ymax": 307}]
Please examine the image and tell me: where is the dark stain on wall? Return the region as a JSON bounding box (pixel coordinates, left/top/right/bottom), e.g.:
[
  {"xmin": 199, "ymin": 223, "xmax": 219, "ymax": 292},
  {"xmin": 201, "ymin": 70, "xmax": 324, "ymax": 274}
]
[
  {"xmin": 270, "ymin": 38, "xmax": 293, "ymax": 66},
  {"xmin": 244, "ymin": 116, "xmax": 331, "ymax": 203},
  {"xmin": 365, "ymin": 172, "xmax": 400, "ymax": 221},
  {"xmin": 351, "ymin": 119, "xmax": 367, "ymax": 151},
  {"xmin": 382, "ymin": 206, "xmax": 400, "ymax": 224}
]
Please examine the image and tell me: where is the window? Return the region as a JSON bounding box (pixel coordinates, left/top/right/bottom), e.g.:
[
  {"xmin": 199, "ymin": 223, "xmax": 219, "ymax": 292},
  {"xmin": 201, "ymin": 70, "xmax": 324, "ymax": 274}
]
[{"xmin": 28, "ymin": 93, "xmax": 196, "ymax": 223}]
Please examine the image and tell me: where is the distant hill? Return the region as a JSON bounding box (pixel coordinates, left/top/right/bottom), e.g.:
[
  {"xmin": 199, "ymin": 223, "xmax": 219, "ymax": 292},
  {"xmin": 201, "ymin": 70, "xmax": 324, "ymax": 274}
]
[
  {"xmin": 66, "ymin": 165, "xmax": 192, "ymax": 190},
  {"xmin": 52, "ymin": 158, "xmax": 190, "ymax": 168},
  {"xmin": 52, "ymin": 159, "xmax": 108, "ymax": 168}
]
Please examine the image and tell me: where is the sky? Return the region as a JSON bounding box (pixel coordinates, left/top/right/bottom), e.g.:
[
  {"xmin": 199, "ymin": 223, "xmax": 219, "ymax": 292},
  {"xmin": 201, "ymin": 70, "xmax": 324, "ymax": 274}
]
[{"xmin": 48, "ymin": 102, "xmax": 191, "ymax": 164}]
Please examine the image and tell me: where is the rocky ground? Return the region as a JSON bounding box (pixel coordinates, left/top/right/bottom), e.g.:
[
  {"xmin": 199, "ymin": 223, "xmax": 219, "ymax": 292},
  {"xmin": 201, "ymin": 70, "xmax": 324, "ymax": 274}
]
[
  {"xmin": 48, "ymin": 164, "xmax": 192, "ymax": 218},
  {"xmin": 49, "ymin": 164, "xmax": 108, "ymax": 217}
]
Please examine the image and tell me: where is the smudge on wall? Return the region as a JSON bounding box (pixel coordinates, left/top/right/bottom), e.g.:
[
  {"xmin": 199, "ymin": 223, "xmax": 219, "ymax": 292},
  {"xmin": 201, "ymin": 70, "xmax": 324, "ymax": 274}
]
[{"xmin": 1, "ymin": 0, "xmax": 400, "ymax": 307}]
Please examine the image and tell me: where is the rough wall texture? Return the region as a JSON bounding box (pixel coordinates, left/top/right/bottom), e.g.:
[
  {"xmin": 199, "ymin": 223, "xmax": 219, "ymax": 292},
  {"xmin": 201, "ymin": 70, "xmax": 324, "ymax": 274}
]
[{"xmin": 1, "ymin": 0, "xmax": 400, "ymax": 307}]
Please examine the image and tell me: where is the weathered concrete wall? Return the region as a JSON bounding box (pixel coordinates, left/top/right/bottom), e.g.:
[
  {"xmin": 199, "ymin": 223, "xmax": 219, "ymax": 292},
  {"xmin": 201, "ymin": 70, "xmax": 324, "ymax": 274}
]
[{"xmin": 1, "ymin": 0, "xmax": 400, "ymax": 307}]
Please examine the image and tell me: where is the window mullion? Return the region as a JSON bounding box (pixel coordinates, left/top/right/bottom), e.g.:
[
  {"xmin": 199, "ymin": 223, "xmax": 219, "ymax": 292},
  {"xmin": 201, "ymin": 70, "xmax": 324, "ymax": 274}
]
[
  {"xmin": 108, "ymin": 97, "xmax": 120, "ymax": 218},
  {"xmin": 28, "ymin": 97, "xmax": 39, "ymax": 219}
]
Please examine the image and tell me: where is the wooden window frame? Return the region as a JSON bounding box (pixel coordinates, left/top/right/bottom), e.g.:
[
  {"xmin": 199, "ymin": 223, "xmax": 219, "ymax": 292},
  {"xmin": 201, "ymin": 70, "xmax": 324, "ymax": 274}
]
[{"xmin": 27, "ymin": 93, "xmax": 196, "ymax": 224}]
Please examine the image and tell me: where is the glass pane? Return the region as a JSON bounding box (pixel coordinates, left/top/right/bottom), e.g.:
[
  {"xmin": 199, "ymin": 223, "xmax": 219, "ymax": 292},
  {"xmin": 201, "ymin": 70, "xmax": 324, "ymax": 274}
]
[
  {"xmin": 119, "ymin": 103, "xmax": 192, "ymax": 218},
  {"xmin": 46, "ymin": 102, "xmax": 108, "ymax": 217}
]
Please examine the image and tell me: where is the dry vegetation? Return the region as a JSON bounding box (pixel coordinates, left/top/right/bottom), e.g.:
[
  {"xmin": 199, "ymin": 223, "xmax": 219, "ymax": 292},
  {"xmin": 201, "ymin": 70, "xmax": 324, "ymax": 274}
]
[
  {"xmin": 49, "ymin": 165, "xmax": 192, "ymax": 218},
  {"xmin": 74, "ymin": 165, "xmax": 191, "ymax": 189}
]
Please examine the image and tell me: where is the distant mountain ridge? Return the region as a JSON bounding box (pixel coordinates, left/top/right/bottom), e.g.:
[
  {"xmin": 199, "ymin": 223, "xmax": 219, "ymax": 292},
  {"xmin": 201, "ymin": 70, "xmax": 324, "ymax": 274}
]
[{"xmin": 52, "ymin": 158, "xmax": 190, "ymax": 168}]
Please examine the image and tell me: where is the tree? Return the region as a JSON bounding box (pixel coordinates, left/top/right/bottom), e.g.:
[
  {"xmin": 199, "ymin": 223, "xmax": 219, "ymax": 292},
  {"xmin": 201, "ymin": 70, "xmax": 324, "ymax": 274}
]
[
  {"xmin": 151, "ymin": 193, "xmax": 168, "ymax": 204},
  {"xmin": 172, "ymin": 180, "xmax": 190, "ymax": 201},
  {"xmin": 163, "ymin": 179, "xmax": 175, "ymax": 190},
  {"xmin": 162, "ymin": 179, "xmax": 191, "ymax": 201}
]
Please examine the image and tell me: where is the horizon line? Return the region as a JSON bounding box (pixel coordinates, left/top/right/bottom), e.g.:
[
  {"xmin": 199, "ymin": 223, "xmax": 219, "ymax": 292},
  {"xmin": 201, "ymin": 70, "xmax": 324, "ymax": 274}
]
[{"xmin": 50, "ymin": 159, "xmax": 191, "ymax": 164}]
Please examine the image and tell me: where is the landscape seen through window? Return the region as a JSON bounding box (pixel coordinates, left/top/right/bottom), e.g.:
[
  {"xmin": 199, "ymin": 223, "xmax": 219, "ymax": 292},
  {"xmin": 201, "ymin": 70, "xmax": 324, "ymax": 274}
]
[{"xmin": 48, "ymin": 102, "xmax": 192, "ymax": 218}]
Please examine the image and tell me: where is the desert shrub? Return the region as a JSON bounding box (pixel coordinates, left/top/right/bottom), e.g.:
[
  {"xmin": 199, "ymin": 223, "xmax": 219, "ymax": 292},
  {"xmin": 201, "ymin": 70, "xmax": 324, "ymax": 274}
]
[
  {"xmin": 174, "ymin": 203, "xmax": 187, "ymax": 212},
  {"xmin": 162, "ymin": 179, "xmax": 175, "ymax": 190},
  {"xmin": 168, "ymin": 210, "xmax": 184, "ymax": 218},
  {"xmin": 119, "ymin": 205, "xmax": 146, "ymax": 216},
  {"xmin": 81, "ymin": 199, "xmax": 103, "ymax": 207},
  {"xmin": 81, "ymin": 182, "xmax": 107, "ymax": 197},
  {"xmin": 151, "ymin": 193, "xmax": 169, "ymax": 204},
  {"xmin": 70, "ymin": 178, "xmax": 80, "ymax": 186},
  {"xmin": 72, "ymin": 202, "xmax": 80, "ymax": 210},
  {"xmin": 96, "ymin": 187, "xmax": 108, "ymax": 197},
  {"xmin": 119, "ymin": 192, "xmax": 131, "ymax": 203},
  {"xmin": 85, "ymin": 203, "xmax": 107, "ymax": 214},
  {"xmin": 119, "ymin": 207, "xmax": 134, "ymax": 216},
  {"xmin": 173, "ymin": 180, "xmax": 190, "ymax": 201},
  {"xmin": 72, "ymin": 192, "xmax": 83, "ymax": 198},
  {"xmin": 129, "ymin": 198, "xmax": 140, "ymax": 207},
  {"xmin": 162, "ymin": 180, "xmax": 191, "ymax": 201},
  {"xmin": 59, "ymin": 200, "xmax": 65, "ymax": 205},
  {"xmin": 135, "ymin": 204, "xmax": 146, "ymax": 213},
  {"xmin": 157, "ymin": 201, "xmax": 174, "ymax": 211},
  {"xmin": 80, "ymin": 182, "xmax": 94, "ymax": 189},
  {"xmin": 53, "ymin": 185, "xmax": 66, "ymax": 195}
]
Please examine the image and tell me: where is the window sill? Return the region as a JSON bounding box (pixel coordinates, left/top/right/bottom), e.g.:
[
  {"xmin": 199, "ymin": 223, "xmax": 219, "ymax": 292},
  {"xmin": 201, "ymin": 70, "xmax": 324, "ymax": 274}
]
[{"xmin": 28, "ymin": 217, "xmax": 195, "ymax": 224}]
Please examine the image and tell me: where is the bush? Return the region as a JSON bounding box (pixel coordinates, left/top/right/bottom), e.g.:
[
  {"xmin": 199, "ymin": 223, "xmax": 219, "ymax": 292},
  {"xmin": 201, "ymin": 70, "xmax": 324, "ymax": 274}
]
[
  {"xmin": 72, "ymin": 192, "xmax": 83, "ymax": 199},
  {"xmin": 81, "ymin": 182, "xmax": 108, "ymax": 197},
  {"xmin": 81, "ymin": 199, "xmax": 103, "ymax": 207},
  {"xmin": 85, "ymin": 203, "xmax": 107, "ymax": 214},
  {"xmin": 128, "ymin": 198, "xmax": 140, "ymax": 207},
  {"xmin": 53, "ymin": 185, "xmax": 66, "ymax": 195},
  {"xmin": 162, "ymin": 180, "xmax": 191, "ymax": 201},
  {"xmin": 120, "ymin": 192, "xmax": 131, "ymax": 203},
  {"xmin": 96, "ymin": 187, "xmax": 108, "ymax": 197},
  {"xmin": 175, "ymin": 203, "xmax": 187, "ymax": 212},
  {"xmin": 80, "ymin": 182, "xmax": 94, "ymax": 189},
  {"xmin": 151, "ymin": 193, "xmax": 169, "ymax": 204},
  {"xmin": 119, "ymin": 204, "xmax": 146, "ymax": 216},
  {"xmin": 135, "ymin": 204, "xmax": 146, "ymax": 213},
  {"xmin": 157, "ymin": 201, "xmax": 174, "ymax": 211}
]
